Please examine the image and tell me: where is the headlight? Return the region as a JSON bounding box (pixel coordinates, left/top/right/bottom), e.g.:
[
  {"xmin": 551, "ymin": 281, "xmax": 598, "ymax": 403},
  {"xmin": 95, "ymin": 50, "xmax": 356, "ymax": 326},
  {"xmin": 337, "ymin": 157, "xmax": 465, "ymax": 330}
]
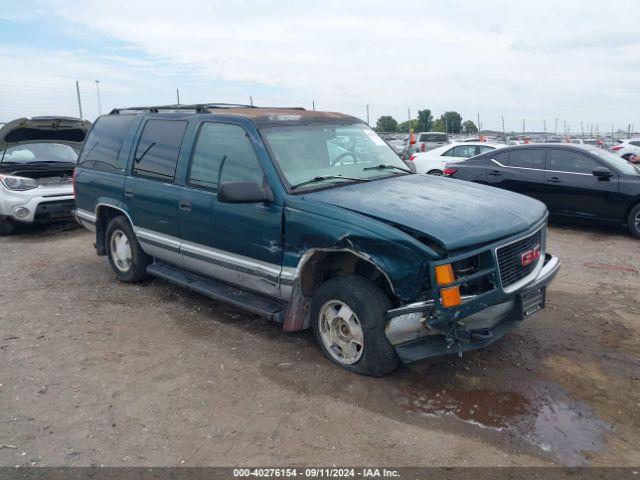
[{"xmin": 0, "ymin": 174, "xmax": 38, "ymax": 191}]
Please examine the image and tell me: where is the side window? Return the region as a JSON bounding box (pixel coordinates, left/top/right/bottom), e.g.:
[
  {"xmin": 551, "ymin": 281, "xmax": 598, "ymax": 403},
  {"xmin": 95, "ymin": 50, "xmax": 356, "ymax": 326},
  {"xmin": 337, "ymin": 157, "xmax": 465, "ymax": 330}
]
[
  {"xmin": 440, "ymin": 147, "xmax": 456, "ymax": 157},
  {"xmin": 188, "ymin": 123, "xmax": 263, "ymax": 191},
  {"xmin": 507, "ymin": 149, "xmax": 545, "ymax": 169},
  {"xmin": 548, "ymin": 150, "xmax": 599, "ymax": 174},
  {"xmin": 478, "ymin": 145, "xmax": 494, "ymax": 154},
  {"xmin": 630, "ymin": 141, "xmax": 640, "ymax": 147},
  {"xmin": 78, "ymin": 115, "xmax": 135, "ymax": 172},
  {"xmin": 452, "ymin": 145, "xmax": 477, "ymax": 158},
  {"xmin": 492, "ymin": 150, "xmax": 510, "ymax": 165},
  {"xmin": 133, "ymin": 120, "xmax": 187, "ymax": 181}
]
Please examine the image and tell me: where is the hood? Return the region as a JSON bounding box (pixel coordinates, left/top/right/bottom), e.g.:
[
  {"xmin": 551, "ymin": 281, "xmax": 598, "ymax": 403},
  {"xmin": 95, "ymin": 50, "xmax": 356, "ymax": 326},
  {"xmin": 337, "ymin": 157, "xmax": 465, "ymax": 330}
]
[
  {"xmin": 0, "ymin": 116, "xmax": 91, "ymax": 149},
  {"xmin": 303, "ymin": 174, "xmax": 547, "ymax": 252}
]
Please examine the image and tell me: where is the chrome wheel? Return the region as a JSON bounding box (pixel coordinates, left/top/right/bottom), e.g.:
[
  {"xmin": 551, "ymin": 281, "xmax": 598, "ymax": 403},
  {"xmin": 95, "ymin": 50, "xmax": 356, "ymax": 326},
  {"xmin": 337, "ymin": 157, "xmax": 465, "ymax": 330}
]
[
  {"xmin": 634, "ymin": 210, "xmax": 640, "ymax": 231},
  {"xmin": 318, "ymin": 300, "xmax": 364, "ymax": 364},
  {"xmin": 110, "ymin": 229, "xmax": 132, "ymax": 272}
]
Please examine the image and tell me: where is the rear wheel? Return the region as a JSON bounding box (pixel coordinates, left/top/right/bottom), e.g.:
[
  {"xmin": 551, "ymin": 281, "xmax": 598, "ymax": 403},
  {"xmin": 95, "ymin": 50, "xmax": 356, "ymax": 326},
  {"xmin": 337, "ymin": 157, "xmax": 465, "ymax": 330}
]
[
  {"xmin": 427, "ymin": 169, "xmax": 443, "ymax": 176},
  {"xmin": 310, "ymin": 275, "xmax": 399, "ymax": 376},
  {"xmin": 105, "ymin": 216, "xmax": 150, "ymax": 281},
  {"xmin": 628, "ymin": 204, "xmax": 640, "ymax": 239},
  {"xmin": 0, "ymin": 217, "xmax": 16, "ymax": 236}
]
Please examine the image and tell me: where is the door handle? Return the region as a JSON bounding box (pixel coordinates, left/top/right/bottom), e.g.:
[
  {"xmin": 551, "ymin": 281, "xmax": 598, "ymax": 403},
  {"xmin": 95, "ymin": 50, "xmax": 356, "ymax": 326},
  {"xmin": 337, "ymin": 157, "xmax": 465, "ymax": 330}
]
[
  {"xmin": 124, "ymin": 187, "xmax": 134, "ymax": 198},
  {"xmin": 179, "ymin": 200, "xmax": 192, "ymax": 211},
  {"xmin": 489, "ymin": 170, "xmax": 502, "ymax": 176},
  {"xmin": 546, "ymin": 177, "xmax": 562, "ymax": 184}
]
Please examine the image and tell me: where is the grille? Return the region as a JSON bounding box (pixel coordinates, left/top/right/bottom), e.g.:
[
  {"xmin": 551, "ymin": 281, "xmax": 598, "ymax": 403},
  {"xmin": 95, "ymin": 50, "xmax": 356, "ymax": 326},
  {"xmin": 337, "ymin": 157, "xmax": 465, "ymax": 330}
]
[{"xmin": 496, "ymin": 229, "xmax": 543, "ymax": 289}]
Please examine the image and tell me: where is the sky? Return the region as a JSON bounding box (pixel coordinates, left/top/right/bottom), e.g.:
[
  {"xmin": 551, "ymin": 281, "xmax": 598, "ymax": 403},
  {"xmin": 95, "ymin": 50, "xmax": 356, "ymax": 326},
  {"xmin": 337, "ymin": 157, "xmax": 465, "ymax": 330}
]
[{"xmin": 0, "ymin": 0, "xmax": 638, "ymax": 133}]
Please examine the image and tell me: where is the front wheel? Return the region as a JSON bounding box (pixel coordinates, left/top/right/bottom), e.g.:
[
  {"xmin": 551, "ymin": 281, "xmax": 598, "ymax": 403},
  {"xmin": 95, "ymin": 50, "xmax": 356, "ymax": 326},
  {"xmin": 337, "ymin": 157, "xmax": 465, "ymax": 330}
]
[
  {"xmin": 427, "ymin": 169, "xmax": 443, "ymax": 176},
  {"xmin": 105, "ymin": 216, "xmax": 150, "ymax": 282},
  {"xmin": 310, "ymin": 275, "xmax": 399, "ymax": 376},
  {"xmin": 628, "ymin": 204, "xmax": 640, "ymax": 239}
]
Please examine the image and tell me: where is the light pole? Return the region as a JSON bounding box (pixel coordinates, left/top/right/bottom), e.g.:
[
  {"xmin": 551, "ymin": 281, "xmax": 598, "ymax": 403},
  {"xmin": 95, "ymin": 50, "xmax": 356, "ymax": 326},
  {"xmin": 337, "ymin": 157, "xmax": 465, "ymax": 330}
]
[{"xmin": 94, "ymin": 80, "xmax": 102, "ymax": 115}]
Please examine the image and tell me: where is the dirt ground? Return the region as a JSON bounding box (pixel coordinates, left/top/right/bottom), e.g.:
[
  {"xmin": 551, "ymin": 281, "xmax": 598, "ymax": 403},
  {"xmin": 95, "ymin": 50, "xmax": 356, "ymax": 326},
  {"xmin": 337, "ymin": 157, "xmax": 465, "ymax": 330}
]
[{"xmin": 0, "ymin": 221, "xmax": 638, "ymax": 467}]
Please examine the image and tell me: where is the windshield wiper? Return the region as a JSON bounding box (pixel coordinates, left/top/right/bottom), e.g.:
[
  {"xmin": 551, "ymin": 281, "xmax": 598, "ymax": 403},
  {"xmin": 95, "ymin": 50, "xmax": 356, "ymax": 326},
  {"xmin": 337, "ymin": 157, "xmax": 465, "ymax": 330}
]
[
  {"xmin": 290, "ymin": 175, "xmax": 370, "ymax": 191},
  {"xmin": 362, "ymin": 164, "xmax": 414, "ymax": 174}
]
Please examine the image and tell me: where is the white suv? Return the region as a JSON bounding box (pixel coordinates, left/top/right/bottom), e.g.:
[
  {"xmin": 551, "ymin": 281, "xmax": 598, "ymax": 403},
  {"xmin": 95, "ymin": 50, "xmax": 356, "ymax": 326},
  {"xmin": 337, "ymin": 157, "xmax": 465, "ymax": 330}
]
[{"xmin": 0, "ymin": 116, "xmax": 91, "ymax": 235}]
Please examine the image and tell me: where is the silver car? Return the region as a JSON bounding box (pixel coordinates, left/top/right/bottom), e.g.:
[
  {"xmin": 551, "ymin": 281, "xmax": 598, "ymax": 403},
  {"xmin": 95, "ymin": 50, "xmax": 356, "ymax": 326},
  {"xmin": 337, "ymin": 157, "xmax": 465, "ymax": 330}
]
[{"xmin": 0, "ymin": 116, "xmax": 91, "ymax": 235}]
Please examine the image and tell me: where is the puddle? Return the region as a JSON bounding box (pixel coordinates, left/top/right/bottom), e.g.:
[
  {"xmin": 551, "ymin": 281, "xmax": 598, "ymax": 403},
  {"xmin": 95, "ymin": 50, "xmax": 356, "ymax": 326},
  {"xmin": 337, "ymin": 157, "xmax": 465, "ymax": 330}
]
[{"xmin": 398, "ymin": 381, "xmax": 612, "ymax": 465}]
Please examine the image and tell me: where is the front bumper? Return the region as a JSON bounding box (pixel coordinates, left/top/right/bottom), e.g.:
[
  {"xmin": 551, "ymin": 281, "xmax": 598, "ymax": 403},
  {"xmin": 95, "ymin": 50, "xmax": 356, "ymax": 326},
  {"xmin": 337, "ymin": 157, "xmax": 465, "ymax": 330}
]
[
  {"xmin": 386, "ymin": 253, "xmax": 560, "ymax": 363},
  {"xmin": 0, "ymin": 186, "xmax": 75, "ymax": 224}
]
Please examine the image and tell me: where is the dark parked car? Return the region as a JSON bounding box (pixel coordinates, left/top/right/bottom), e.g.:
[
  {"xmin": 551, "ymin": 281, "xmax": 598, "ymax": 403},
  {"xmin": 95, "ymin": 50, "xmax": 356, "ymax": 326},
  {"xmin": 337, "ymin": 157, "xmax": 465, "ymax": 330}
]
[
  {"xmin": 445, "ymin": 144, "xmax": 640, "ymax": 237},
  {"xmin": 74, "ymin": 103, "xmax": 559, "ymax": 376}
]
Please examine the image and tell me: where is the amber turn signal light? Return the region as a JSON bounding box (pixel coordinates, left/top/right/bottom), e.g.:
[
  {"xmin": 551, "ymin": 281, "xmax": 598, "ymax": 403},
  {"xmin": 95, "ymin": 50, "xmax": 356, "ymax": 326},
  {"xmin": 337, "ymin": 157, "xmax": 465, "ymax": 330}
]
[
  {"xmin": 435, "ymin": 264, "xmax": 455, "ymax": 285},
  {"xmin": 441, "ymin": 286, "xmax": 462, "ymax": 308}
]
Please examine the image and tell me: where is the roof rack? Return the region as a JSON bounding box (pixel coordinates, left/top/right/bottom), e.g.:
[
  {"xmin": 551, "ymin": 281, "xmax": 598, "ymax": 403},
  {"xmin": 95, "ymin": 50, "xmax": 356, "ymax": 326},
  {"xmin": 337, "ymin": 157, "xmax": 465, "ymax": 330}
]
[{"xmin": 109, "ymin": 103, "xmax": 306, "ymax": 114}]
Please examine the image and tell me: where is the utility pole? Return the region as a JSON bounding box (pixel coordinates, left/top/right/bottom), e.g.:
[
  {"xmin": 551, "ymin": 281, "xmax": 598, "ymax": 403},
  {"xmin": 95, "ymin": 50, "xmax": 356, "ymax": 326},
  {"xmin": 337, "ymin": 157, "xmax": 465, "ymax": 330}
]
[
  {"xmin": 522, "ymin": 118, "xmax": 525, "ymax": 135},
  {"xmin": 554, "ymin": 118, "xmax": 558, "ymax": 135},
  {"xmin": 94, "ymin": 80, "xmax": 102, "ymax": 115},
  {"xmin": 176, "ymin": 88, "xmax": 180, "ymax": 105},
  {"xmin": 366, "ymin": 104, "xmax": 370, "ymax": 126},
  {"xmin": 581, "ymin": 121, "xmax": 584, "ymax": 138},
  {"xmin": 501, "ymin": 115, "xmax": 505, "ymax": 134},
  {"xmin": 312, "ymin": 101, "xmax": 315, "ymax": 111},
  {"xmin": 249, "ymin": 96, "xmax": 254, "ymax": 107},
  {"xmin": 476, "ymin": 113, "xmax": 480, "ymax": 132},
  {"xmin": 543, "ymin": 120, "xmax": 547, "ymax": 134},
  {"xmin": 407, "ymin": 108, "xmax": 411, "ymax": 133},
  {"xmin": 563, "ymin": 120, "xmax": 567, "ymax": 136},
  {"xmin": 75, "ymin": 81, "xmax": 83, "ymax": 119}
]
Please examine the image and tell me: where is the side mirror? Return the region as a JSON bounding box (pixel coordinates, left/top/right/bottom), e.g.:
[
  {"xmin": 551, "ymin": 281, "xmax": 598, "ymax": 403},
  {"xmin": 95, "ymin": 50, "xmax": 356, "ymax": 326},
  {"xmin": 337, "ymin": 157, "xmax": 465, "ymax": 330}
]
[
  {"xmin": 592, "ymin": 166, "xmax": 612, "ymax": 180},
  {"xmin": 218, "ymin": 181, "xmax": 273, "ymax": 203}
]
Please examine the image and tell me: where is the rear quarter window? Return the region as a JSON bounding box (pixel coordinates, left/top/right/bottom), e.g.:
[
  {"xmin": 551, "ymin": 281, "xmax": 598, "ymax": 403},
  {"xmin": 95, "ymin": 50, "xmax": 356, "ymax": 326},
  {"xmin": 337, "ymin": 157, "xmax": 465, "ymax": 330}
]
[{"xmin": 78, "ymin": 115, "xmax": 136, "ymax": 172}]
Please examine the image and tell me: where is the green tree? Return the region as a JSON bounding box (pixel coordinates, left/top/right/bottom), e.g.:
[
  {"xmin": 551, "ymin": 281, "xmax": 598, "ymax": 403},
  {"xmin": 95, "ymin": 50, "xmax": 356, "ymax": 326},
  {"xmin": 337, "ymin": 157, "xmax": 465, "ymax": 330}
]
[
  {"xmin": 462, "ymin": 120, "xmax": 478, "ymax": 134},
  {"xmin": 432, "ymin": 118, "xmax": 446, "ymax": 132},
  {"xmin": 376, "ymin": 115, "xmax": 398, "ymax": 132},
  {"xmin": 397, "ymin": 119, "xmax": 419, "ymax": 133},
  {"xmin": 440, "ymin": 111, "xmax": 463, "ymax": 133},
  {"xmin": 416, "ymin": 109, "xmax": 433, "ymax": 132}
]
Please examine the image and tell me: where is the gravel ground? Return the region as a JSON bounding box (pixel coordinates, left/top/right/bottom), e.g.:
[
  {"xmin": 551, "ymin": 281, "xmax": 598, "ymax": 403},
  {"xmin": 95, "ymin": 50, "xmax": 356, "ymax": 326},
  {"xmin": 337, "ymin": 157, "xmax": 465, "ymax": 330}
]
[{"xmin": 0, "ymin": 221, "xmax": 638, "ymax": 467}]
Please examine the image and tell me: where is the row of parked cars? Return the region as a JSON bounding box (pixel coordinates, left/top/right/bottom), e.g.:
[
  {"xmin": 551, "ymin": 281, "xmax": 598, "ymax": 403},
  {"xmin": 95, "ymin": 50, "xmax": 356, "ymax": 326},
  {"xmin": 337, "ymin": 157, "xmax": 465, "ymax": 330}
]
[{"xmin": 405, "ymin": 139, "xmax": 640, "ymax": 238}]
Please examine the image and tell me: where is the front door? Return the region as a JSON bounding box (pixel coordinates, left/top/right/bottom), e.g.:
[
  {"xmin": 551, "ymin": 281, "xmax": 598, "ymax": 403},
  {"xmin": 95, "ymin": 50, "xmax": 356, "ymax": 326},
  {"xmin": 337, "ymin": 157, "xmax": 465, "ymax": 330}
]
[
  {"xmin": 543, "ymin": 148, "xmax": 620, "ymax": 220},
  {"xmin": 178, "ymin": 121, "xmax": 283, "ymax": 297}
]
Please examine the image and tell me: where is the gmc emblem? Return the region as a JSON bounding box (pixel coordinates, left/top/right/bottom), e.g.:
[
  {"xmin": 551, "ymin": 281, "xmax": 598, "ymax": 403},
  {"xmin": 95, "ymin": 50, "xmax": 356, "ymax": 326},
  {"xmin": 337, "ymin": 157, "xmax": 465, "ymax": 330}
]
[{"xmin": 521, "ymin": 244, "xmax": 541, "ymax": 267}]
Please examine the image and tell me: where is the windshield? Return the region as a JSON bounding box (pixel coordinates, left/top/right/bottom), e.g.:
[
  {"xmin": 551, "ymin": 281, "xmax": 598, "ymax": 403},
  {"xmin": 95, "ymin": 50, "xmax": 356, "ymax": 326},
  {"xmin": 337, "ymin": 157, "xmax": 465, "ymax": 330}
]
[
  {"xmin": 590, "ymin": 149, "xmax": 640, "ymax": 175},
  {"xmin": 0, "ymin": 142, "xmax": 79, "ymax": 164},
  {"xmin": 261, "ymin": 123, "xmax": 410, "ymax": 190}
]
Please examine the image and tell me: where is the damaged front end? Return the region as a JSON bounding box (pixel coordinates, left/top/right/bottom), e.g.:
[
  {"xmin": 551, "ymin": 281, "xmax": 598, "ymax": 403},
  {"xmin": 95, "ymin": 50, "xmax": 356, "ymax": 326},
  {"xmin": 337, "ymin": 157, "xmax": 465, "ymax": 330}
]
[{"xmin": 385, "ymin": 221, "xmax": 560, "ymax": 363}]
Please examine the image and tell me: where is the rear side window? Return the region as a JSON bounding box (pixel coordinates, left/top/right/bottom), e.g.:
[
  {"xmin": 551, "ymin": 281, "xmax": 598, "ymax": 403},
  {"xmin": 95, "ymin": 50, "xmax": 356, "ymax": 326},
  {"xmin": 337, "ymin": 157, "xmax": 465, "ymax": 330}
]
[
  {"xmin": 451, "ymin": 145, "xmax": 478, "ymax": 158},
  {"xmin": 478, "ymin": 145, "xmax": 495, "ymax": 154},
  {"xmin": 188, "ymin": 122, "xmax": 263, "ymax": 190},
  {"xmin": 630, "ymin": 141, "xmax": 640, "ymax": 147},
  {"xmin": 133, "ymin": 120, "xmax": 187, "ymax": 181},
  {"xmin": 420, "ymin": 133, "xmax": 447, "ymax": 143},
  {"xmin": 548, "ymin": 149, "xmax": 598, "ymax": 174},
  {"xmin": 79, "ymin": 115, "xmax": 135, "ymax": 172},
  {"xmin": 507, "ymin": 149, "xmax": 545, "ymax": 169}
]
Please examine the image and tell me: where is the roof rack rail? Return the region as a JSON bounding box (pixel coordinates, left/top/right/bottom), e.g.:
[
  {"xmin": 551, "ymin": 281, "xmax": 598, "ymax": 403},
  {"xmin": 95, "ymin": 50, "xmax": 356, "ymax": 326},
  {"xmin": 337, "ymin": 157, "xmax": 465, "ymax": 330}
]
[{"xmin": 110, "ymin": 103, "xmax": 306, "ymax": 114}]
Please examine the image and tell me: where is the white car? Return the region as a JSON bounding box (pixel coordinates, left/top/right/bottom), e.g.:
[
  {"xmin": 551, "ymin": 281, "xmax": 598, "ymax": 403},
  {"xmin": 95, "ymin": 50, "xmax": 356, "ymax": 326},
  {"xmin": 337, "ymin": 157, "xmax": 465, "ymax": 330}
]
[
  {"xmin": 408, "ymin": 142, "xmax": 503, "ymax": 175},
  {"xmin": 611, "ymin": 139, "xmax": 640, "ymax": 161},
  {"xmin": 0, "ymin": 116, "xmax": 91, "ymax": 235}
]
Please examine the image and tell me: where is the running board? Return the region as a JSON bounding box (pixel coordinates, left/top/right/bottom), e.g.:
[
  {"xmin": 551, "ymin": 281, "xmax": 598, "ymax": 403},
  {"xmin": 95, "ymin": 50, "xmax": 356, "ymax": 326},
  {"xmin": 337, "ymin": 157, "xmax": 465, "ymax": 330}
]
[{"xmin": 147, "ymin": 261, "xmax": 287, "ymax": 322}]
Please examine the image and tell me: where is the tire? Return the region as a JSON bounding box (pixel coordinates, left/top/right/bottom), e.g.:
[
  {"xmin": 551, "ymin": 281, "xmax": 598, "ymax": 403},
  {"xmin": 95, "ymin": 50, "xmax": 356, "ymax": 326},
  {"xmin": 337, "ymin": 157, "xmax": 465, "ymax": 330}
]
[
  {"xmin": 105, "ymin": 215, "xmax": 150, "ymax": 282},
  {"xmin": 628, "ymin": 204, "xmax": 640, "ymax": 239},
  {"xmin": 0, "ymin": 217, "xmax": 16, "ymax": 236},
  {"xmin": 427, "ymin": 169, "xmax": 443, "ymax": 176},
  {"xmin": 310, "ymin": 275, "xmax": 399, "ymax": 376}
]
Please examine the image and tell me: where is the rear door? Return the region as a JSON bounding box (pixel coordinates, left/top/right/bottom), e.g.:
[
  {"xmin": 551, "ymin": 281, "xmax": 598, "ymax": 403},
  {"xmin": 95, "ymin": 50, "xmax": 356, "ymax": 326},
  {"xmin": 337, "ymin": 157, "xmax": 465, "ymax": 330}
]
[
  {"xmin": 543, "ymin": 148, "xmax": 619, "ymax": 219},
  {"xmin": 125, "ymin": 118, "xmax": 188, "ymax": 265},
  {"xmin": 178, "ymin": 121, "xmax": 283, "ymax": 297},
  {"xmin": 486, "ymin": 148, "xmax": 546, "ymax": 201}
]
